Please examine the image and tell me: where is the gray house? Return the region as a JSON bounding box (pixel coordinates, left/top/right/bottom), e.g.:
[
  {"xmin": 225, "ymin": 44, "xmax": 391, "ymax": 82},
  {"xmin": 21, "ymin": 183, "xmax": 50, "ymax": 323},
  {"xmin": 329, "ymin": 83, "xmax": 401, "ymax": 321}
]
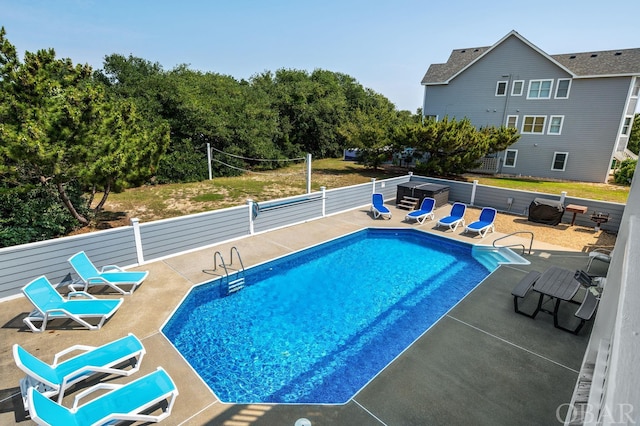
[{"xmin": 421, "ymin": 30, "xmax": 640, "ymax": 183}]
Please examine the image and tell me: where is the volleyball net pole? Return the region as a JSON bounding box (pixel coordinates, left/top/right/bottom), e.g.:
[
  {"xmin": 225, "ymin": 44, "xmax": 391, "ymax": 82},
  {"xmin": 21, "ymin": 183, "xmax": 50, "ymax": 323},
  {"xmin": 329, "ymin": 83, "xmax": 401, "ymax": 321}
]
[{"xmin": 207, "ymin": 143, "xmax": 212, "ymax": 180}]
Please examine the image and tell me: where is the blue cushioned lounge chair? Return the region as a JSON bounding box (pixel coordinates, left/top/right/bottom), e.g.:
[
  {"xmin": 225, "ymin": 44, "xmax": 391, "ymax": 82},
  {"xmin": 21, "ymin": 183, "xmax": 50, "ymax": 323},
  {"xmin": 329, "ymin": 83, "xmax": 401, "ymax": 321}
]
[
  {"xmin": 22, "ymin": 276, "xmax": 123, "ymax": 333},
  {"xmin": 436, "ymin": 202, "xmax": 467, "ymax": 232},
  {"xmin": 14, "ymin": 334, "xmax": 145, "ymax": 409},
  {"xmin": 371, "ymin": 193, "xmax": 392, "ymax": 219},
  {"xmin": 68, "ymin": 251, "xmax": 148, "ymax": 295},
  {"xmin": 464, "ymin": 207, "xmax": 497, "ymax": 238},
  {"xmin": 28, "ymin": 367, "xmax": 178, "ymax": 426},
  {"xmin": 405, "ymin": 197, "xmax": 436, "ymax": 224}
]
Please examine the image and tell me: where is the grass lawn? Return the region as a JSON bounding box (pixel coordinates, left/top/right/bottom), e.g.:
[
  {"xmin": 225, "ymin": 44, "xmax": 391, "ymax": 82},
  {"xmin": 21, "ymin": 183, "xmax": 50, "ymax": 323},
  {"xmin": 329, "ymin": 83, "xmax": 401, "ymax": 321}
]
[
  {"xmin": 98, "ymin": 159, "xmax": 629, "ymax": 227},
  {"xmin": 465, "ymin": 175, "xmax": 629, "ymax": 204}
]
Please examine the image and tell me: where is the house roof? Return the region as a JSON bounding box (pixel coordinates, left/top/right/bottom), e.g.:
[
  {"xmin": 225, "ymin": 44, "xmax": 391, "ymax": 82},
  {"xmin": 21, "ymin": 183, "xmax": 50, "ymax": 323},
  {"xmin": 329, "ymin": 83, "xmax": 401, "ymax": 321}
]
[
  {"xmin": 551, "ymin": 48, "xmax": 640, "ymax": 77},
  {"xmin": 421, "ymin": 31, "xmax": 640, "ymax": 85}
]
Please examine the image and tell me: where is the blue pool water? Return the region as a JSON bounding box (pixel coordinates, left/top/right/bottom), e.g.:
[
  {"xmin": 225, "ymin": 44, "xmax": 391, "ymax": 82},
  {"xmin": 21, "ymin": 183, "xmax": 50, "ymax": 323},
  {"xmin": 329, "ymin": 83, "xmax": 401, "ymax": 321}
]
[{"xmin": 162, "ymin": 229, "xmax": 494, "ymax": 404}]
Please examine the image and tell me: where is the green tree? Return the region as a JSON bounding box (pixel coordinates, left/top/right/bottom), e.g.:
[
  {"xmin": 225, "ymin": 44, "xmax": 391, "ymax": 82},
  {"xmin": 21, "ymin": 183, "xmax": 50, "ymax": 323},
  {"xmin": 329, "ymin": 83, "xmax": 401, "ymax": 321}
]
[
  {"xmin": 251, "ymin": 69, "xmax": 351, "ymax": 159},
  {"xmin": 614, "ymin": 159, "xmax": 636, "ymax": 185},
  {"xmin": 85, "ymin": 99, "xmax": 170, "ymax": 209},
  {"xmin": 627, "ymin": 113, "xmax": 640, "ymax": 155},
  {"xmin": 338, "ymin": 92, "xmax": 406, "ymax": 169},
  {"xmin": 0, "ymin": 28, "xmax": 167, "ymax": 227},
  {"xmin": 401, "ymin": 117, "xmax": 519, "ymax": 176}
]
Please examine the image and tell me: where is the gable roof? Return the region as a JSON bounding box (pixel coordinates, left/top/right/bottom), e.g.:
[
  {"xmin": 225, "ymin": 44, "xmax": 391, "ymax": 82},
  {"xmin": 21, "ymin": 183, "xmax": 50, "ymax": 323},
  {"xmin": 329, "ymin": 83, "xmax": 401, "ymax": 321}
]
[{"xmin": 421, "ymin": 30, "xmax": 640, "ymax": 85}]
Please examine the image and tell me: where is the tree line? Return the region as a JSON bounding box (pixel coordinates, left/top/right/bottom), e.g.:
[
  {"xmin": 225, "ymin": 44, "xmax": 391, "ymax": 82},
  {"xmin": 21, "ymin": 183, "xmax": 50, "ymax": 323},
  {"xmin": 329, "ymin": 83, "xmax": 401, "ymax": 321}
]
[{"xmin": 0, "ymin": 27, "xmax": 518, "ymax": 246}]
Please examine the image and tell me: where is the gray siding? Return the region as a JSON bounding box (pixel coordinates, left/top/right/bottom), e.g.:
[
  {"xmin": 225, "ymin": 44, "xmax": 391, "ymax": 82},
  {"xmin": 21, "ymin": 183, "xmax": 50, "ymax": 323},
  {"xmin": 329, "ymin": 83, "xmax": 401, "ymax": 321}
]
[
  {"xmin": 140, "ymin": 206, "xmax": 249, "ymax": 261},
  {"xmin": 0, "ymin": 227, "xmax": 136, "ymax": 299},
  {"xmin": 324, "ymin": 176, "xmax": 411, "ymax": 215},
  {"xmin": 325, "ymin": 183, "xmax": 374, "ymax": 215},
  {"xmin": 424, "ymin": 35, "xmax": 633, "ymax": 183},
  {"xmin": 375, "ymin": 176, "xmax": 411, "ymax": 200},
  {"xmin": 254, "ymin": 196, "xmax": 323, "ymax": 233}
]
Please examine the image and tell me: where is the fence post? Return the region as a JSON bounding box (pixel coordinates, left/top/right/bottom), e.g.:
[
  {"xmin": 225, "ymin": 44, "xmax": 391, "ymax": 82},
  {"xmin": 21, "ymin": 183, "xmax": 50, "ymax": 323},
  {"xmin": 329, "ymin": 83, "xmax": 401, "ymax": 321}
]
[
  {"xmin": 321, "ymin": 186, "xmax": 326, "ymax": 217},
  {"xmin": 560, "ymin": 191, "xmax": 567, "ymax": 204},
  {"xmin": 130, "ymin": 218, "xmax": 145, "ymax": 264},
  {"xmin": 470, "ymin": 180, "xmax": 479, "ymax": 206},
  {"xmin": 247, "ymin": 199, "xmax": 255, "ymax": 235},
  {"xmin": 306, "ymin": 153, "xmax": 312, "ymax": 194},
  {"xmin": 371, "ymin": 178, "xmax": 376, "ymax": 194}
]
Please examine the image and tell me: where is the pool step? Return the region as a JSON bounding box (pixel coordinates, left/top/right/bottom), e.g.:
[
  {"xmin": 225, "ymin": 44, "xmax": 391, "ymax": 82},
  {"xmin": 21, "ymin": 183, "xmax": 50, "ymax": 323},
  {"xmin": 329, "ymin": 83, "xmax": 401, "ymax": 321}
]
[
  {"xmin": 228, "ymin": 278, "xmax": 245, "ymax": 294},
  {"xmin": 472, "ymin": 246, "xmax": 530, "ymax": 270}
]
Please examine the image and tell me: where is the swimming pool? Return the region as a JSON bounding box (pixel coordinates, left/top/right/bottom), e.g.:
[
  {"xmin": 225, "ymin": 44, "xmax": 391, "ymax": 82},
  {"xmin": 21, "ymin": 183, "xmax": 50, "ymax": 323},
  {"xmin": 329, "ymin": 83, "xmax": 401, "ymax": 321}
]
[{"xmin": 162, "ymin": 228, "xmax": 517, "ymax": 404}]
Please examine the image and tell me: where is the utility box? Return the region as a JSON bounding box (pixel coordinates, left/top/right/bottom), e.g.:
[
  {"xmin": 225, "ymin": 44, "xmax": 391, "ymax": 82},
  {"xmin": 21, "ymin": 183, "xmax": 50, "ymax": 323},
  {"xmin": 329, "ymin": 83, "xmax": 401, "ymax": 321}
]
[{"xmin": 396, "ymin": 182, "xmax": 450, "ymax": 210}]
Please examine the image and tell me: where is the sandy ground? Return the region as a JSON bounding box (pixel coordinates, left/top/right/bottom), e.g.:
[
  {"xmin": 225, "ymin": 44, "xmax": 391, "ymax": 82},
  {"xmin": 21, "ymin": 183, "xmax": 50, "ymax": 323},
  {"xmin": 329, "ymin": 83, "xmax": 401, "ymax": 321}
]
[{"xmin": 471, "ymin": 208, "xmax": 616, "ymax": 253}]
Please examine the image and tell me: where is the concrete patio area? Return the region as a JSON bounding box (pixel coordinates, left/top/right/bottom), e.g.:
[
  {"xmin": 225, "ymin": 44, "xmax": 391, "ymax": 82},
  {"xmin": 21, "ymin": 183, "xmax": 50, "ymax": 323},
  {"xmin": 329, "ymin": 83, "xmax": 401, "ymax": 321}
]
[{"xmin": 0, "ymin": 204, "xmax": 603, "ymax": 425}]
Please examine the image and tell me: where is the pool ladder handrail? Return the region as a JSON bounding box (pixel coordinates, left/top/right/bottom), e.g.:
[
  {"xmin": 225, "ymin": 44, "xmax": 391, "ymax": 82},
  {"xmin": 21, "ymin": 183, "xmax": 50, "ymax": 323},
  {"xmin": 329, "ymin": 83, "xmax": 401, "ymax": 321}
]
[
  {"xmin": 213, "ymin": 247, "xmax": 246, "ymax": 295},
  {"xmin": 492, "ymin": 231, "xmax": 534, "ymax": 255}
]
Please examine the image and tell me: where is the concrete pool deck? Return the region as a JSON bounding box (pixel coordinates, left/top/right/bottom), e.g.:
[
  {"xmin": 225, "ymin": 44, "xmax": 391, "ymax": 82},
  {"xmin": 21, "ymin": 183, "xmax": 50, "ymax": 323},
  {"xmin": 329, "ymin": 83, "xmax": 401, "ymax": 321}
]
[{"xmin": 0, "ymin": 204, "xmax": 603, "ymax": 425}]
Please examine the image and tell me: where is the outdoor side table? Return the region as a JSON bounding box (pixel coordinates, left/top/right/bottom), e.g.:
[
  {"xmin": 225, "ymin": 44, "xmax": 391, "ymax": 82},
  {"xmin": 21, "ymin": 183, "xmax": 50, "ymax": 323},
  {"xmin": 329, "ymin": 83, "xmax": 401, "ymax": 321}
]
[{"xmin": 565, "ymin": 204, "xmax": 588, "ymax": 226}]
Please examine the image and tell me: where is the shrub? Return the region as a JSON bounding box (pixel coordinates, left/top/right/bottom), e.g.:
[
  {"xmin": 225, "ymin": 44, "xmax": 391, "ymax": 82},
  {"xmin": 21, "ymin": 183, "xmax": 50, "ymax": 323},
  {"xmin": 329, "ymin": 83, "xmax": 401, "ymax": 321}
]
[
  {"xmin": 155, "ymin": 139, "xmax": 208, "ymax": 183},
  {"xmin": 0, "ymin": 182, "xmax": 91, "ymax": 247},
  {"xmin": 613, "ymin": 159, "xmax": 636, "ymax": 185}
]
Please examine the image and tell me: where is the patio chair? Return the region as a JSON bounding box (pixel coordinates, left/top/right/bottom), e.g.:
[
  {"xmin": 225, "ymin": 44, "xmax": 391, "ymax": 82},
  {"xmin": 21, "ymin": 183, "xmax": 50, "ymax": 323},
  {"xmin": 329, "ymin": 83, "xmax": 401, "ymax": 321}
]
[
  {"xmin": 405, "ymin": 197, "xmax": 436, "ymax": 224},
  {"xmin": 68, "ymin": 251, "xmax": 149, "ymax": 295},
  {"xmin": 464, "ymin": 207, "xmax": 497, "ymax": 238},
  {"xmin": 13, "ymin": 333, "xmax": 145, "ymax": 409},
  {"xmin": 371, "ymin": 193, "xmax": 392, "ymax": 219},
  {"xmin": 585, "ymin": 248, "xmax": 612, "ymax": 274},
  {"xmin": 436, "ymin": 202, "xmax": 467, "ymax": 232},
  {"xmin": 22, "ymin": 276, "xmax": 123, "ymax": 333},
  {"xmin": 27, "ymin": 367, "xmax": 178, "ymax": 426}
]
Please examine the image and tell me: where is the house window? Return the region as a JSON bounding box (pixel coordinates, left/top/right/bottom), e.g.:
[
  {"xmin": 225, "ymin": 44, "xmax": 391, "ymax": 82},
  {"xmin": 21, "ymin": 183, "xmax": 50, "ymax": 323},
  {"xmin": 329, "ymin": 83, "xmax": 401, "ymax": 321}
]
[
  {"xmin": 504, "ymin": 149, "xmax": 518, "ymax": 167},
  {"xmin": 527, "ymin": 79, "xmax": 553, "ymax": 99},
  {"xmin": 552, "ymin": 152, "xmax": 568, "ymax": 171},
  {"xmin": 506, "ymin": 115, "xmax": 518, "ymax": 129},
  {"xmin": 511, "ymin": 80, "xmax": 524, "ymax": 96},
  {"xmin": 522, "ymin": 116, "xmax": 546, "ymax": 134},
  {"xmin": 496, "ymin": 81, "xmax": 508, "ymax": 96},
  {"xmin": 555, "ymin": 79, "xmax": 571, "ymax": 99},
  {"xmin": 424, "ymin": 115, "xmax": 438, "ymax": 122},
  {"xmin": 622, "ymin": 116, "xmax": 633, "ymax": 135},
  {"xmin": 548, "ymin": 116, "xmax": 564, "ymax": 135},
  {"xmin": 632, "ymin": 78, "xmax": 640, "ymax": 97}
]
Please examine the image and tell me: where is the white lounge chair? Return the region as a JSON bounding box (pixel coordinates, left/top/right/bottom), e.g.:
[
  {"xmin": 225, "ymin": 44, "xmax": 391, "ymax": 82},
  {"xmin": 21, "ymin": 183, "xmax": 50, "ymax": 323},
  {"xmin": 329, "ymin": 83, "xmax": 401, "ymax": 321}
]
[
  {"xmin": 28, "ymin": 367, "xmax": 178, "ymax": 426},
  {"xmin": 13, "ymin": 334, "xmax": 145, "ymax": 409},
  {"xmin": 68, "ymin": 251, "xmax": 148, "ymax": 295},
  {"xmin": 22, "ymin": 276, "xmax": 123, "ymax": 332},
  {"xmin": 436, "ymin": 202, "xmax": 467, "ymax": 232},
  {"xmin": 464, "ymin": 207, "xmax": 497, "ymax": 238},
  {"xmin": 371, "ymin": 193, "xmax": 392, "ymax": 219},
  {"xmin": 405, "ymin": 197, "xmax": 436, "ymax": 224}
]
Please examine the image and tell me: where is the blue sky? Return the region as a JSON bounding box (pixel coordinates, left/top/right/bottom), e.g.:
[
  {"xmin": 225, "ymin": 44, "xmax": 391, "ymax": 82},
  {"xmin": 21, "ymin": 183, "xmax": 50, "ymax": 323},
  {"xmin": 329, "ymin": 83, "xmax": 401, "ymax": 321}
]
[{"xmin": 2, "ymin": 0, "xmax": 639, "ymax": 112}]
